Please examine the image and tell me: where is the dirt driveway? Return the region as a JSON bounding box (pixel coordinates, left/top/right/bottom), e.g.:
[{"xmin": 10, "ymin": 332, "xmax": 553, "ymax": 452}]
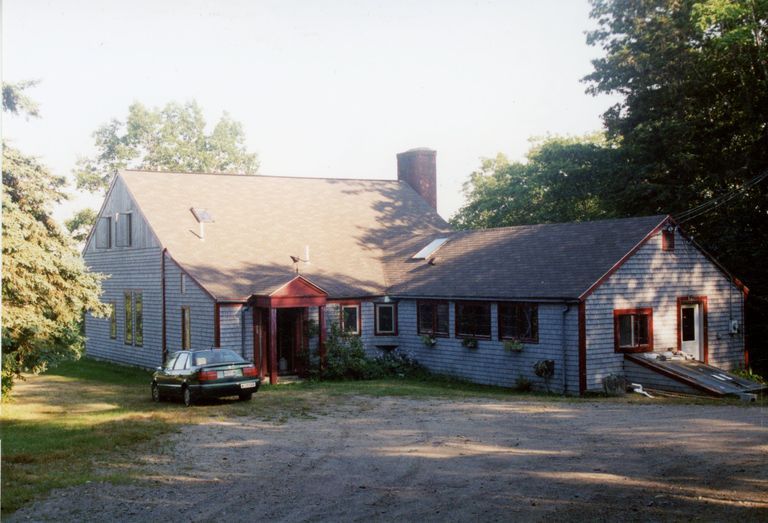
[{"xmin": 10, "ymin": 397, "xmax": 768, "ymax": 521}]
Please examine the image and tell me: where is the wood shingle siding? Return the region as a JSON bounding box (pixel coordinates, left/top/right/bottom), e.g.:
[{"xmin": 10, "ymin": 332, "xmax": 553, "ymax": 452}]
[
  {"xmin": 584, "ymin": 229, "xmax": 744, "ymax": 391},
  {"xmin": 393, "ymin": 300, "xmax": 579, "ymax": 393},
  {"xmin": 163, "ymin": 255, "xmax": 215, "ymax": 354},
  {"xmin": 84, "ymin": 247, "xmax": 163, "ymax": 368}
]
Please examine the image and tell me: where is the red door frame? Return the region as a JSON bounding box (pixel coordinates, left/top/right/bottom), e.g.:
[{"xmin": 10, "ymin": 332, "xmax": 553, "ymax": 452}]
[{"xmin": 677, "ymin": 296, "xmax": 708, "ymax": 363}]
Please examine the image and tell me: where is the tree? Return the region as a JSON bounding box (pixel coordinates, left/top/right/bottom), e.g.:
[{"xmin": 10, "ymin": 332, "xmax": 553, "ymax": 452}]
[
  {"xmin": 75, "ymin": 101, "xmax": 260, "ymax": 193},
  {"xmin": 2, "ymin": 83, "xmax": 107, "ymax": 395},
  {"xmin": 584, "ymin": 0, "xmax": 768, "ymax": 369},
  {"xmin": 451, "ymin": 135, "xmax": 620, "ymax": 229},
  {"xmin": 65, "ymin": 208, "xmax": 99, "ymax": 243}
]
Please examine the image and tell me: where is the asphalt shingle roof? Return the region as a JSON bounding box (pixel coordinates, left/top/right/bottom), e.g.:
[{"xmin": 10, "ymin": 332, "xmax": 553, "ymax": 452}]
[{"xmin": 120, "ymin": 170, "xmax": 666, "ymax": 301}]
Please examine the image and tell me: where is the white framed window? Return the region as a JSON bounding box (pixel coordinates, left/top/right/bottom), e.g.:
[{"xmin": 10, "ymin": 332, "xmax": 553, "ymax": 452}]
[
  {"xmin": 340, "ymin": 304, "xmax": 360, "ymax": 335},
  {"xmin": 181, "ymin": 273, "xmax": 187, "ymax": 294},
  {"xmin": 374, "ymin": 303, "xmax": 397, "ymax": 335}
]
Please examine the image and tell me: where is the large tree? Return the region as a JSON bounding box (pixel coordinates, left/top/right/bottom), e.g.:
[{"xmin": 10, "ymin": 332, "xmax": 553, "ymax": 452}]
[
  {"xmin": 584, "ymin": 0, "xmax": 768, "ymax": 368},
  {"xmin": 75, "ymin": 100, "xmax": 259, "ymax": 193},
  {"xmin": 451, "ymin": 134, "xmax": 620, "ymax": 229},
  {"xmin": 2, "ymin": 83, "xmax": 107, "ymax": 395}
]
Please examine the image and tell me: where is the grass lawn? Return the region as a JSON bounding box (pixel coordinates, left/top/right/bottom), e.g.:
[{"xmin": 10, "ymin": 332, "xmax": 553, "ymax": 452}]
[{"xmin": 1, "ymin": 357, "xmax": 763, "ymax": 515}]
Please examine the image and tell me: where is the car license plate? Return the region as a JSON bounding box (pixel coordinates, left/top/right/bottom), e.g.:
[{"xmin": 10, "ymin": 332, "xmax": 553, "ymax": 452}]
[
  {"xmin": 220, "ymin": 369, "xmax": 239, "ymax": 378},
  {"xmin": 240, "ymin": 381, "xmax": 257, "ymax": 389}
]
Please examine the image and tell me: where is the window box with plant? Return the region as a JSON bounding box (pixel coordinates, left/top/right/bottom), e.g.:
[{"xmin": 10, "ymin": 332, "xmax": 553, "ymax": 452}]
[
  {"xmin": 504, "ymin": 339, "xmax": 524, "ymax": 353},
  {"xmin": 421, "ymin": 335, "xmax": 438, "ymax": 348},
  {"xmin": 461, "ymin": 337, "xmax": 479, "ymax": 350}
]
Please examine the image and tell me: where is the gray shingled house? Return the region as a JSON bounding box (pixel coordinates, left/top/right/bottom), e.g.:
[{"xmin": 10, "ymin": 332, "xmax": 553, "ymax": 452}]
[{"xmin": 83, "ymin": 148, "xmax": 750, "ymax": 395}]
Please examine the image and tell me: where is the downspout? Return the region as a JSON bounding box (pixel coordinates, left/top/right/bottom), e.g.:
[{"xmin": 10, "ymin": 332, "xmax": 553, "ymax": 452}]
[
  {"xmin": 561, "ymin": 303, "xmax": 571, "ymax": 395},
  {"xmin": 161, "ymin": 248, "xmax": 167, "ymax": 364}
]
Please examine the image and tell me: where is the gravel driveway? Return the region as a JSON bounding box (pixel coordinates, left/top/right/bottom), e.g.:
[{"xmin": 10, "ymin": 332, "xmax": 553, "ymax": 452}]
[{"xmin": 10, "ymin": 397, "xmax": 768, "ymax": 521}]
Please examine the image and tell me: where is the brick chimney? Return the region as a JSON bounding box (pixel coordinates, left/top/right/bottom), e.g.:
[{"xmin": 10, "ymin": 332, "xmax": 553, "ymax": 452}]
[{"xmin": 397, "ymin": 148, "xmax": 437, "ymax": 210}]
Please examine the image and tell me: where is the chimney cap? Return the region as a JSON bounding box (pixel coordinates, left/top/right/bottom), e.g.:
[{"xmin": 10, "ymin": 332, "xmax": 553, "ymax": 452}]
[{"xmin": 398, "ymin": 147, "xmax": 435, "ymax": 155}]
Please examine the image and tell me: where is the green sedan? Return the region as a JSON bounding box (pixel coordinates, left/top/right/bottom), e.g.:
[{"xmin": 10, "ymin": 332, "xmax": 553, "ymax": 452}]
[{"xmin": 152, "ymin": 349, "xmax": 261, "ymax": 406}]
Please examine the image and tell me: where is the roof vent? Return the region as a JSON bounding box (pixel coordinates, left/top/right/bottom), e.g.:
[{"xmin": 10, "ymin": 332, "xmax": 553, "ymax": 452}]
[
  {"xmin": 412, "ymin": 238, "xmax": 448, "ymax": 260},
  {"xmin": 190, "ymin": 208, "xmax": 214, "ymax": 240}
]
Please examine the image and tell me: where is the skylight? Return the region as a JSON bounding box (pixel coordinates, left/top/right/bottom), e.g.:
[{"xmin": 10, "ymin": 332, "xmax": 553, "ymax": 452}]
[
  {"xmin": 190, "ymin": 207, "xmax": 214, "ymax": 223},
  {"xmin": 412, "ymin": 238, "xmax": 448, "ymax": 260}
]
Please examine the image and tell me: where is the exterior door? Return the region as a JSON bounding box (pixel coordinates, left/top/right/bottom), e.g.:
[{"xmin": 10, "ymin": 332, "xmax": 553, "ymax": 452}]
[{"xmin": 680, "ymin": 304, "xmax": 701, "ymax": 360}]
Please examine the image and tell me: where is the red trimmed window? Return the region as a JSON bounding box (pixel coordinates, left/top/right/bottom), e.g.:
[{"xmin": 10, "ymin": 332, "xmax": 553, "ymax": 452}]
[
  {"xmin": 662, "ymin": 229, "xmax": 675, "ymax": 251},
  {"xmin": 614, "ymin": 308, "xmax": 653, "ymax": 353},
  {"xmin": 455, "ymin": 301, "xmax": 491, "ymax": 339},
  {"xmin": 374, "ymin": 303, "xmax": 397, "ymax": 335},
  {"xmin": 417, "ymin": 301, "xmax": 449, "ymax": 337},
  {"xmin": 498, "ymin": 302, "xmax": 538, "ymax": 343},
  {"xmin": 340, "ymin": 304, "xmax": 360, "ymax": 335}
]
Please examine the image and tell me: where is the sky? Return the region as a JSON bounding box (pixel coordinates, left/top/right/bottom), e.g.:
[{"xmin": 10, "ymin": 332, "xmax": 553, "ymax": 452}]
[{"xmin": 2, "ymin": 0, "xmax": 618, "ymax": 223}]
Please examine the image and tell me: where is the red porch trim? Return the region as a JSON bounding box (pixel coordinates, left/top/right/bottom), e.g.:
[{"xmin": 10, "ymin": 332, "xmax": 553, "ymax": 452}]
[
  {"xmin": 676, "ymin": 296, "xmax": 708, "ymax": 363},
  {"xmin": 269, "ymin": 308, "xmax": 278, "ymax": 385},
  {"xmin": 578, "ymin": 300, "xmax": 586, "ymax": 395},
  {"xmin": 318, "ymin": 305, "xmax": 326, "ymax": 370}
]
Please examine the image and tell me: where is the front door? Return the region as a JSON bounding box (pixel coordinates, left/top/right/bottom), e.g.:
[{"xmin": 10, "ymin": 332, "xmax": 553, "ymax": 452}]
[
  {"xmin": 680, "ymin": 303, "xmax": 702, "ymax": 360},
  {"xmin": 276, "ymin": 308, "xmax": 304, "ymax": 375}
]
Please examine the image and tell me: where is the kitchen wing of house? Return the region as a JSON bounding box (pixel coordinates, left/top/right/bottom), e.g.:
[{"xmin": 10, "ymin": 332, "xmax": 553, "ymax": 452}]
[{"xmin": 82, "ymin": 150, "xmax": 747, "ymax": 395}]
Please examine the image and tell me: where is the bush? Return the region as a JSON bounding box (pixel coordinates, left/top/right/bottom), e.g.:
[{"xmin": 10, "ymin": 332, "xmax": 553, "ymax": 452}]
[
  {"xmin": 514, "ymin": 375, "xmax": 532, "ymax": 392},
  {"xmin": 322, "ymin": 324, "xmax": 369, "ymax": 380},
  {"xmin": 732, "ymin": 367, "xmax": 767, "ymax": 384},
  {"xmin": 321, "ymin": 325, "xmax": 427, "ymax": 380}
]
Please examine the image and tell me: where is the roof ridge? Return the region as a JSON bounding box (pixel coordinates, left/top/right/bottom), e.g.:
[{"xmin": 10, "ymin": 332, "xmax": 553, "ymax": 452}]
[{"xmin": 121, "ymin": 169, "xmax": 401, "ymax": 184}]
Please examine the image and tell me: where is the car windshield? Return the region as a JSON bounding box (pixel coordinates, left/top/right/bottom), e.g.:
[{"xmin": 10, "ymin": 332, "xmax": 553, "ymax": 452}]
[{"xmin": 191, "ymin": 349, "xmax": 244, "ymax": 366}]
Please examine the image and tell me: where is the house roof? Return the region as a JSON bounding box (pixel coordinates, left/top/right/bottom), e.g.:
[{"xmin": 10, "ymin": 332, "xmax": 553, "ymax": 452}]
[
  {"xmin": 119, "ymin": 170, "xmax": 450, "ymax": 299},
  {"xmin": 119, "ymin": 170, "xmax": 669, "ymax": 301},
  {"xmin": 384, "ymin": 215, "xmax": 669, "ymax": 300}
]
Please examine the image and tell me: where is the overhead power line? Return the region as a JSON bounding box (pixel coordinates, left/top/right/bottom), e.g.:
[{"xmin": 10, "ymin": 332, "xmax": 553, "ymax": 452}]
[{"xmin": 673, "ymin": 169, "xmax": 768, "ymax": 224}]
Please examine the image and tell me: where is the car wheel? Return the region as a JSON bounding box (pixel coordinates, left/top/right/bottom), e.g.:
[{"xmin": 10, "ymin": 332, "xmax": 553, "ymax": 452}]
[
  {"xmin": 151, "ymin": 382, "xmax": 161, "ymax": 402},
  {"xmin": 183, "ymin": 386, "xmax": 193, "ymax": 407},
  {"xmin": 238, "ymin": 392, "xmax": 253, "ymax": 402}
]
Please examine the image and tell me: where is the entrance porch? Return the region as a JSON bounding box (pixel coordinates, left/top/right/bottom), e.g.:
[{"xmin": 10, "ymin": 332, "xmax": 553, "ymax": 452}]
[{"xmin": 248, "ymin": 276, "xmax": 328, "ymax": 384}]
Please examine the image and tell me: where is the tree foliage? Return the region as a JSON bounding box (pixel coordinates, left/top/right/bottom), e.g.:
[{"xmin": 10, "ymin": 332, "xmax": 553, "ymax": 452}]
[
  {"xmin": 454, "ymin": 0, "xmax": 768, "ymax": 366},
  {"xmin": 451, "ymin": 134, "xmax": 620, "ymax": 229},
  {"xmin": 65, "ymin": 208, "xmax": 99, "ymax": 243},
  {"xmin": 2, "ymin": 84, "xmax": 107, "ymax": 396},
  {"xmin": 75, "ymin": 100, "xmax": 260, "ymax": 193}
]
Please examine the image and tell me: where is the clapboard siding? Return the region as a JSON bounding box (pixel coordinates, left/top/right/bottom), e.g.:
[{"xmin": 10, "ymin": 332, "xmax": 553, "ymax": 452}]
[
  {"xmin": 84, "ymin": 247, "xmax": 163, "ymax": 368},
  {"xmin": 164, "ymin": 256, "xmax": 215, "ymax": 352},
  {"xmin": 623, "ymin": 359, "xmax": 704, "ymax": 395},
  {"xmin": 585, "ymin": 230, "xmax": 745, "ymax": 391},
  {"xmin": 391, "ymin": 300, "xmax": 579, "ymax": 393}
]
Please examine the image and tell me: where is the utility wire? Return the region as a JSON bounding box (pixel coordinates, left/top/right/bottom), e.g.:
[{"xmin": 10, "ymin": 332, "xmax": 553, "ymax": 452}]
[{"xmin": 673, "ymin": 168, "xmax": 768, "ymax": 224}]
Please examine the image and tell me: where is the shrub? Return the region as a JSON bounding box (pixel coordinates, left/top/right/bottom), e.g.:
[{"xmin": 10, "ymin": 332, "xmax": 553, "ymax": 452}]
[
  {"xmin": 514, "ymin": 375, "xmax": 532, "ymax": 392},
  {"xmin": 732, "ymin": 367, "xmax": 767, "ymax": 384},
  {"xmin": 367, "ymin": 349, "xmax": 428, "ymax": 379},
  {"xmin": 322, "ymin": 324, "xmax": 369, "ymax": 380}
]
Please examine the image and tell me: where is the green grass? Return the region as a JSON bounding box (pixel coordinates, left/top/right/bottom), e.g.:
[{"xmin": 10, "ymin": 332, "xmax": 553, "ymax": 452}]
[{"xmin": 2, "ymin": 358, "xmax": 764, "ymax": 515}]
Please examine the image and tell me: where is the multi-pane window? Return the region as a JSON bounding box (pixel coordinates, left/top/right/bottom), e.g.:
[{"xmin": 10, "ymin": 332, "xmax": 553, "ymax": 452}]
[
  {"xmin": 374, "ymin": 303, "xmax": 397, "ymax": 335},
  {"xmin": 134, "ymin": 293, "xmax": 143, "ymax": 347},
  {"xmin": 614, "ymin": 308, "xmax": 653, "ymax": 352},
  {"xmin": 498, "ymin": 302, "xmax": 538, "ymax": 343},
  {"xmin": 455, "ymin": 302, "xmax": 491, "ymax": 338},
  {"xmin": 417, "ymin": 301, "xmax": 449, "ymax": 337},
  {"xmin": 109, "ymin": 303, "xmax": 117, "ymax": 339},
  {"xmin": 124, "ymin": 292, "xmax": 133, "ymax": 344},
  {"xmin": 115, "ymin": 213, "xmax": 132, "ymax": 247},
  {"xmin": 340, "ymin": 304, "xmax": 360, "ymax": 335},
  {"xmin": 96, "ymin": 217, "xmax": 111, "ymax": 249},
  {"xmin": 182, "ymin": 307, "xmax": 191, "ymax": 350}
]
